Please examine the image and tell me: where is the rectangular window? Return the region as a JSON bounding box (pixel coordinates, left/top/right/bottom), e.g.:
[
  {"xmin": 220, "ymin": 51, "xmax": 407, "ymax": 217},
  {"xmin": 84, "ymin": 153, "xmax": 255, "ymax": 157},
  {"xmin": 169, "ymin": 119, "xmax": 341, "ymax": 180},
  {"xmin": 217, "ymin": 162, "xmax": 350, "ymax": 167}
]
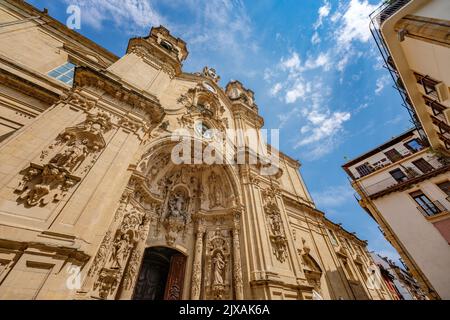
[
  {"xmin": 384, "ymin": 149, "xmax": 403, "ymax": 163},
  {"xmin": 437, "ymin": 181, "xmax": 450, "ymax": 197},
  {"xmin": 341, "ymin": 258, "xmax": 355, "ymax": 281},
  {"xmin": 404, "ymin": 139, "xmax": 423, "ymax": 153},
  {"xmin": 327, "ymin": 229, "xmax": 339, "ymax": 246},
  {"xmin": 47, "ymin": 62, "xmax": 75, "ymax": 85},
  {"xmin": 355, "ymin": 163, "xmax": 373, "ymax": 177},
  {"xmin": 412, "ymin": 158, "xmax": 434, "ymax": 174},
  {"xmin": 389, "ymin": 168, "xmax": 407, "ymax": 183},
  {"xmin": 410, "ymin": 190, "xmax": 441, "ymax": 216},
  {"xmin": 345, "ymin": 239, "xmax": 354, "ymax": 253}
]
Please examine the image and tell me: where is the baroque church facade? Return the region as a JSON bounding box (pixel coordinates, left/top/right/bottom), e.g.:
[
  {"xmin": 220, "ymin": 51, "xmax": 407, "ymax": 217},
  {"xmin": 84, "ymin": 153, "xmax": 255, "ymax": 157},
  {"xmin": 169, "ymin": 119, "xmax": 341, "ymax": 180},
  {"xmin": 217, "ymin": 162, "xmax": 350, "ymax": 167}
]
[{"xmin": 0, "ymin": 1, "xmax": 394, "ymax": 300}]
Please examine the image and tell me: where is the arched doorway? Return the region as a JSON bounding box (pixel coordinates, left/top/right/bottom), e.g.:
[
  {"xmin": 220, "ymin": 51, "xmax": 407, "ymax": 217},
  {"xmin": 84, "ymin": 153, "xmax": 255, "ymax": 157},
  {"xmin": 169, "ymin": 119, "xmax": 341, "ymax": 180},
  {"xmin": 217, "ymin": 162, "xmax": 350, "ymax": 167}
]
[{"xmin": 132, "ymin": 247, "xmax": 186, "ymax": 300}]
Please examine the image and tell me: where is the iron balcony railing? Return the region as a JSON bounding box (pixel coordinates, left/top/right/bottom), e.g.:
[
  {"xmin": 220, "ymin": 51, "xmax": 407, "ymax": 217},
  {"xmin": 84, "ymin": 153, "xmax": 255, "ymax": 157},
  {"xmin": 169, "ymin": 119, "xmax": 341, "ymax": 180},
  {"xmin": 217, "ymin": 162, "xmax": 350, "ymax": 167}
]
[
  {"xmin": 416, "ymin": 200, "xmax": 447, "ymax": 217},
  {"xmin": 354, "ymin": 146, "xmax": 426, "ymax": 179},
  {"xmin": 369, "ymin": 0, "xmax": 429, "ymax": 144},
  {"xmin": 360, "ymin": 156, "xmax": 447, "ymax": 197}
]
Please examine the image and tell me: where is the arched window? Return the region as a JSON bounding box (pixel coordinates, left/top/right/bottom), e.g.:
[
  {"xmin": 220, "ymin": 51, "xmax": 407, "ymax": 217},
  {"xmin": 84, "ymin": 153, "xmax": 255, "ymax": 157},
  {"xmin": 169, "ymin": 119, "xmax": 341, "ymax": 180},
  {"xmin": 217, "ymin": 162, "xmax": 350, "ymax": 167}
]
[{"xmin": 160, "ymin": 40, "xmax": 173, "ymax": 52}]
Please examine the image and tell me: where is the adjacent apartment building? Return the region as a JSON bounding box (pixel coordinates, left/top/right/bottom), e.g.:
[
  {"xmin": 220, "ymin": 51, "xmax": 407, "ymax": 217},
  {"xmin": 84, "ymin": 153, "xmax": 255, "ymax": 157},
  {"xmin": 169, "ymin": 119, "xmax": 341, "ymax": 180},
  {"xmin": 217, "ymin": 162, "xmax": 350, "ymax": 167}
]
[
  {"xmin": 343, "ymin": 129, "xmax": 450, "ymax": 299},
  {"xmin": 371, "ymin": 253, "xmax": 427, "ymax": 300},
  {"xmin": 370, "ymin": 0, "xmax": 450, "ymax": 153},
  {"xmin": 342, "ymin": 0, "xmax": 450, "ymax": 300}
]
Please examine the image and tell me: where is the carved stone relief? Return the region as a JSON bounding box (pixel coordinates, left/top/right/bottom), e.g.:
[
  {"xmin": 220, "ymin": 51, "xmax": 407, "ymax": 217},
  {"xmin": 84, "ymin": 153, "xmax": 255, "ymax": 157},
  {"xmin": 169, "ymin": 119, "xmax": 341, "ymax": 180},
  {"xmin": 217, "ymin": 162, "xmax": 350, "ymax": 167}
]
[
  {"xmin": 88, "ymin": 192, "xmax": 156, "ymax": 300},
  {"xmin": 15, "ymin": 112, "xmax": 112, "ymax": 208},
  {"xmin": 162, "ymin": 187, "xmax": 190, "ymax": 245},
  {"xmin": 176, "ymin": 84, "xmax": 227, "ymax": 132},
  {"xmin": 208, "ymin": 171, "xmax": 224, "ymax": 209},
  {"xmin": 204, "ymin": 229, "xmax": 232, "ymax": 300},
  {"xmin": 262, "ymin": 186, "xmax": 288, "ymax": 263},
  {"xmin": 299, "ymin": 238, "xmax": 323, "ymax": 294}
]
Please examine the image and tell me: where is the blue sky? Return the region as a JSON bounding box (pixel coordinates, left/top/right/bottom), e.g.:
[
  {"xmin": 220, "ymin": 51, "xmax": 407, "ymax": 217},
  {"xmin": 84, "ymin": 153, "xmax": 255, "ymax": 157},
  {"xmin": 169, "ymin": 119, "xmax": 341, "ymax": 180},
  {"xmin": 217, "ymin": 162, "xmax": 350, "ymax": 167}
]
[{"xmin": 27, "ymin": 0, "xmax": 414, "ymax": 262}]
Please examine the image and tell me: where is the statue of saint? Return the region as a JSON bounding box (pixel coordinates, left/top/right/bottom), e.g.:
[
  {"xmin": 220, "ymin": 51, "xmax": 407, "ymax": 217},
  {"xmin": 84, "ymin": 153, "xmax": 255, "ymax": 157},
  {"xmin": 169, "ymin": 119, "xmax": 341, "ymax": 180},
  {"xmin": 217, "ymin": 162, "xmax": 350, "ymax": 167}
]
[
  {"xmin": 167, "ymin": 192, "xmax": 187, "ymax": 221},
  {"xmin": 111, "ymin": 233, "xmax": 131, "ymax": 269},
  {"xmin": 212, "ymin": 252, "xmax": 226, "ymax": 285}
]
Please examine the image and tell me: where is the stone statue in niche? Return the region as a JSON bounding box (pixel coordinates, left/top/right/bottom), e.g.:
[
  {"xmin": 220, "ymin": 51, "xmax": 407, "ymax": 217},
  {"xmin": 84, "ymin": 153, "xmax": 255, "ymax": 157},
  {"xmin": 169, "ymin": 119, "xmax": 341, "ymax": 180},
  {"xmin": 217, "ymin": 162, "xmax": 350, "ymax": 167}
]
[
  {"xmin": 162, "ymin": 189, "xmax": 190, "ymax": 245},
  {"xmin": 212, "ymin": 251, "xmax": 226, "ymax": 285},
  {"xmin": 208, "ymin": 172, "xmax": 224, "ymax": 209},
  {"xmin": 269, "ymin": 212, "xmax": 283, "ymax": 237},
  {"xmin": 168, "ymin": 192, "xmax": 187, "ymax": 220},
  {"xmin": 110, "ymin": 233, "xmax": 133, "ymax": 269}
]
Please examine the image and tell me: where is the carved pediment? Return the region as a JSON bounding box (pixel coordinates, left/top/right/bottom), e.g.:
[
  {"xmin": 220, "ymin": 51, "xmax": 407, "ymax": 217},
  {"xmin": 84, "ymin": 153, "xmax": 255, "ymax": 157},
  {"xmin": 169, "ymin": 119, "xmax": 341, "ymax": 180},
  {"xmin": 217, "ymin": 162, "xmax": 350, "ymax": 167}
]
[{"xmin": 177, "ymin": 84, "xmax": 228, "ymax": 131}]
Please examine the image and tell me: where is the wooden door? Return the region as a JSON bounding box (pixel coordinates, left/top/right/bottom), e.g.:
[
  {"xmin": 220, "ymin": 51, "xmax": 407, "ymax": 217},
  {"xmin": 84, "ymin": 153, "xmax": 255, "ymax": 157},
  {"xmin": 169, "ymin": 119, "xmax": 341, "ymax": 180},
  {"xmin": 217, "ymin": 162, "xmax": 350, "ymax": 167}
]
[{"xmin": 163, "ymin": 253, "xmax": 186, "ymax": 300}]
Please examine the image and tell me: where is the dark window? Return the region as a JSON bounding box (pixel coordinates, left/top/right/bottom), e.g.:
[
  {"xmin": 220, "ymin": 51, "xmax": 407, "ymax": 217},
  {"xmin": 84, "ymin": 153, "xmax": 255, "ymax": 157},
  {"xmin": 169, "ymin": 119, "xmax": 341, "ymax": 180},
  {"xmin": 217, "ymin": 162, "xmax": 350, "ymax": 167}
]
[
  {"xmin": 404, "ymin": 139, "xmax": 422, "ymax": 153},
  {"xmin": 437, "ymin": 181, "xmax": 450, "ymax": 197},
  {"xmin": 410, "ymin": 191, "xmax": 441, "ymax": 216},
  {"xmin": 389, "ymin": 168, "xmax": 407, "ymax": 182},
  {"xmin": 412, "ymin": 158, "xmax": 434, "ymax": 174},
  {"xmin": 48, "ymin": 62, "xmax": 75, "ymax": 85},
  {"xmin": 160, "ymin": 40, "xmax": 173, "ymax": 52},
  {"xmin": 384, "ymin": 149, "xmax": 403, "ymax": 163},
  {"xmin": 355, "ymin": 163, "xmax": 373, "ymax": 177}
]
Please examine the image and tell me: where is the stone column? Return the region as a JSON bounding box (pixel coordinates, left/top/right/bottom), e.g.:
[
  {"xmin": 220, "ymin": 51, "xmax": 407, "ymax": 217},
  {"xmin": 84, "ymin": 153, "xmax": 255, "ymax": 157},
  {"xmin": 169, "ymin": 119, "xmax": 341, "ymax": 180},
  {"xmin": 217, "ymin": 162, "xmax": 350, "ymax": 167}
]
[
  {"xmin": 191, "ymin": 218, "xmax": 206, "ymax": 300},
  {"xmin": 232, "ymin": 209, "xmax": 244, "ymax": 300}
]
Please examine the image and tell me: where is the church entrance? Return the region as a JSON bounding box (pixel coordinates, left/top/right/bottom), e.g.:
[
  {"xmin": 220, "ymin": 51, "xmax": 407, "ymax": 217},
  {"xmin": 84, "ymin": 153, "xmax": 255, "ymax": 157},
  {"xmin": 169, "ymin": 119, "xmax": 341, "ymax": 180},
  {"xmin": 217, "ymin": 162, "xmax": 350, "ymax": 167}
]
[{"xmin": 132, "ymin": 247, "xmax": 186, "ymax": 300}]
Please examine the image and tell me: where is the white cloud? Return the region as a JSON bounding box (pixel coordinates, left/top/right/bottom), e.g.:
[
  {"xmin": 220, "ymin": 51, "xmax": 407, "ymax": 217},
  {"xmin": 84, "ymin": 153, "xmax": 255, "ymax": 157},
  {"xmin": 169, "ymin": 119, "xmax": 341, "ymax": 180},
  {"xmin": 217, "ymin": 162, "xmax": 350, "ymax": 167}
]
[
  {"xmin": 296, "ymin": 110, "xmax": 351, "ymax": 147},
  {"xmin": 277, "ymin": 107, "xmax": 301, "ymax": 129},
  {"xmin": 280, "ymin": 52, "xmax": 301, "ymax": 72},
  {"xmin": 314, "ymin": 0, "xmax": 331, "ymax": 30},
  {"xmin": 335, "ymin": 0, "xmax": 380, "ymax": 51},
  {"xmin": 375, "ymin": 74, "xmax": 391, "ymax": 94},
  {"xmin": 304, "ymin": 52, "xmax": 331, "ymax": 71},
  {"xmin": 311, "ymin": 32, "xmax": 321, "ymax": 45},
  {"xmin": 312, "ymin": 184, "xmax": 354, "ymax": 208},
  {"xmin": 64, "ymin": 0, "xmax": 164, "ymax": 32},
  {"xmin": 270, "ymin": 82, "xmax": 283, "ymax": 96},
  {"xmin": 285, "ymin": 80, "xmax": 308, "ymax": 103}
]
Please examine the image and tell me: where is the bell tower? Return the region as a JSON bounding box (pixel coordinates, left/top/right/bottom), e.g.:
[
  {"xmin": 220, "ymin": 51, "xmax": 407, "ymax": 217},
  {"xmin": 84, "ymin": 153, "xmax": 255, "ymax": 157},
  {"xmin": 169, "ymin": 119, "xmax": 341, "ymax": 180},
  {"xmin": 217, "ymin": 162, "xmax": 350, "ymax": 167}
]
[{"xmin": 107, "ymin": 26, "xmax": 188, "ymax": 93}]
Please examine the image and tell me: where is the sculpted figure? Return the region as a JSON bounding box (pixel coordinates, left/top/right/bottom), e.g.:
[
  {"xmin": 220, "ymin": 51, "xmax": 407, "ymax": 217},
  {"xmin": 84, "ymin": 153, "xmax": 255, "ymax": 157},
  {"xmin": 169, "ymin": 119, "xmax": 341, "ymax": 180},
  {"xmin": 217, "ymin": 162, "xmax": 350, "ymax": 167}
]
[
  {"xmin": 212, "ymin": 252, "xmax": 226, "ymax": 285},
  {"xmin": 111, "ymin": 234, "xmax": 132, "ymax": 269}
]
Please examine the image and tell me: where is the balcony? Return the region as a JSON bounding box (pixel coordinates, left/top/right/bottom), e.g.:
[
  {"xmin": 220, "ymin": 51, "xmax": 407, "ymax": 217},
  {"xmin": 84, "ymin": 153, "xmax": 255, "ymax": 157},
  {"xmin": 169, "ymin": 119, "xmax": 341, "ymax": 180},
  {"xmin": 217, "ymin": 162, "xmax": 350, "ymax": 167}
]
[
  {"xmin": 369, "ymin": 0, "xmax": 427, "ymax": 142},
  {"xmin": 430, "ymin": 114, "xmax": 450, "ymax": 150},
  {"xmin": 360, "ymin": 156, "xmax": 450, "ymax": 199},
  {"xmin": 355, "ymin": 146, "xmax": 425, "ymax": 179}
]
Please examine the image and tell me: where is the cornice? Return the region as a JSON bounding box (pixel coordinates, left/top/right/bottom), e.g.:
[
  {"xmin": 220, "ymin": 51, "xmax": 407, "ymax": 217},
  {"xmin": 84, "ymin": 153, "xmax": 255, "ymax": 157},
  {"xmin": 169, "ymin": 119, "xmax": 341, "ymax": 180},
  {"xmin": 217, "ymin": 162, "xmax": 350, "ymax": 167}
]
[
  {"xmin": 0, "ymin": 67, "xmax": 62, "ymax": 105},
  {"xmin": 73, "ymin": 66, "xmax": 164, "ymax": 125},
  {"xmin": 3, "ymin": 0, "xmax": 118, "ymax": 65}
]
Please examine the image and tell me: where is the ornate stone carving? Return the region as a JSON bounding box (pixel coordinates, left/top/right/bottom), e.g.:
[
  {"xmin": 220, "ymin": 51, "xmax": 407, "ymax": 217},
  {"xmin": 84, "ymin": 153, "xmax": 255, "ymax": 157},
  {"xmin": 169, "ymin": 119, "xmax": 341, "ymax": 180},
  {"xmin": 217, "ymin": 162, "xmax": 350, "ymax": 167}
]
[
  {"xmin": 16, "ymin": 164, "xmax": 79, "ymax": 207},
  {"xmin": 205, "ymin": 230, "xmax": 231, "ymax": 300},
  {"xmin": 93, "ymin": 268, "xmax": 121, "ymax": 299},
  {"xmin": 88, "ymin": 231, "xmax": 112, "ymax": 277},
  {"xmin": 176, "ymin": 84, "xmax": 227, "ymax": 131},
  {"xmin": 299, "ymin": 238, "xmax": 323, "ymax": 293},
  {"xmin": 232, "ymin": 208, "xmax": 244, "ymax": 300},
  {"xmin": 262, "ymin": 186, "xmax": 288, "ymax": 263},
  {"xmin": 90, "ymin": 204, "xmax": 152, "ymax": 299},
  {"xmin": 212, "ymin": 251, "xmax": 226, "ymax": 298},
  {"xmin": 16, "ymin": 112, "xmax": 112, "ymax": 207},
  {"xmin": 191, "ymin": 220, "xmax": 206, "ymax": 300},
  {"xmin": 162, "ymin": 189, "xmax": 189, "ymax": 245},
  {"xmin": 198, "ymin": 66, "xmax": 221, "ymax": 83},
  {"xmin": 122, "ymin": 249, "xmax": 141, "ymax": 290},
  {"xmin": 208, "ymin": 171, "xmax": 224, "ymax": 209}
]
